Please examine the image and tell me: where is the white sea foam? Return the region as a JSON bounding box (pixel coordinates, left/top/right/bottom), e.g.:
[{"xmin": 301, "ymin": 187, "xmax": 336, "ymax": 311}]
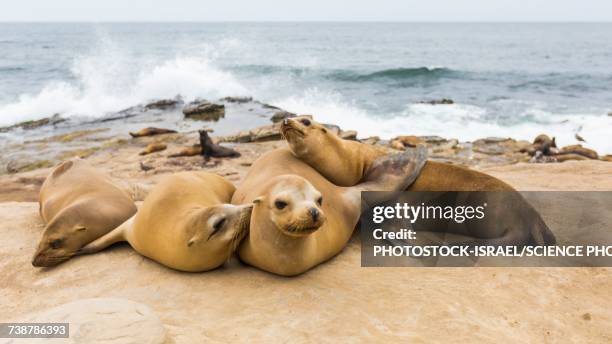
[
  {"xmin": 274, "ymin": 88, "xmax": 612, "ymax": 154},
  {"xmin": 0, "ymin": 38, "xmax": 248, "ymax": 126}
]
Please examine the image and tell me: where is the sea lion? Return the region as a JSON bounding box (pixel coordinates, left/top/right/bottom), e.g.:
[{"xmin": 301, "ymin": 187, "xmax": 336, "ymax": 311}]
[
  {"xmin": 33, "ymin": 160, "xmax": 137, "ymax": 267},
  {"xmin": 139, "ymin": 142, "xmax": 167, "ymax": 155},
  {"xmin": 129, "ymin": 127, "xmax": 177, "ymax": 138},
  {"xmin": 168, "ymin": 145, "xmax": 202, "ymax": 158},
  {"xmin": 232, "ymin": 147, "xmax": 426, "ymax": 276},
  {"xmin": 199, "ymin": 130, "xmax": 240, "ymax": 159},
  {"xmin": 281, "ymin": 116, "xmax": 556, "ymax": 246},
  {"xmin": 80, "ymin": 172, "xmax": 252, "ymax": 272}
]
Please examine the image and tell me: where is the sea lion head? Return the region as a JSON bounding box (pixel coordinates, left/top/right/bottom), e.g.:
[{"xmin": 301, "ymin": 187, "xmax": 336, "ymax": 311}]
[
  {"xmin": 32, "ymin": 215, "xmax": 90, "ymax": 267},
  {"xmin": 255, "ymin": 175, "xmax": 326, "ymax": 237},
  {"xmin": 186, "ymin": 204, "xmax": 253, "ymax": 269},
  {"xmin": 281, "ymin": 115, "xmax": 334, "ymax": 157}
]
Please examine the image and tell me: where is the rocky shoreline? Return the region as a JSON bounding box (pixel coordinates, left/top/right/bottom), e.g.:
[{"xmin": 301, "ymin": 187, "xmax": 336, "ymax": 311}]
[{"xmin": 0, "ymin": 97, "xmax": 612, "ymax": 174}]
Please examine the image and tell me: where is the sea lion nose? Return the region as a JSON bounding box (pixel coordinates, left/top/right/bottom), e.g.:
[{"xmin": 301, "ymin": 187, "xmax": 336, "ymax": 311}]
[
  {"xmin": 309, "ymin": 208, "xmax": 319, "ymax": 222},
  {"xmin": 283, "ymin": 119, "xmax": 289, "ymax": 125}
]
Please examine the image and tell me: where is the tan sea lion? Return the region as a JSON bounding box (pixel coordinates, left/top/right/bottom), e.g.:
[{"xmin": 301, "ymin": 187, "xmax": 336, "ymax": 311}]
[
  {"xmin": 129, "ymin": 127, "xmax": 177, "ymax": 138},
  {"xmin": 139, "ymin": 142, "xmax": 167, "ymax": 155},
  {"xmin": 231, "ymin": 147, "xmax": 426, "ymax": 276},
  {"xmin": 34, "ymin": 160, "xmax": 137, "ymax": 267},
  {"xmin": 80, "ymin": 172, "xmax": 252, "ymax": 272},
  {"xmin": 281, "ymin": 116, "xmax": 556, "ymax": 246}
]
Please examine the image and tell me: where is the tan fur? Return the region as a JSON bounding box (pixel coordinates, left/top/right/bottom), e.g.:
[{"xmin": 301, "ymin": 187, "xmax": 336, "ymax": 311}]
[
  {"xmin": 34, "ymin": 159, "xmax": 137, "ymax": 267},
  {"xmin": 80, "ymin": 172, "xmax": 252, "ymax": 272},
  {"xmin": 231, "ymin": 148, "xmax": 424, "ymax": 276},
  {"xmin": 283, "ymin": 116, "xmax": 555, "ymax": 246}
]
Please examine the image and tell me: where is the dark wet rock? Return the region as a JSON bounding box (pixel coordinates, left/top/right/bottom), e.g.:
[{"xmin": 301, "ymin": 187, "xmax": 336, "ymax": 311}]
[
  {"xmin": 419, "ymin": 98, "xmax": 454, "ymax": 105},
  {"xmin": 183, "ymin": 100, "xmax": 225, "ymax": 121},
  {"xmin": 199, "ymin": 130, "xmax": 240, "ymax": 160},
  {"xmin": 221, "ymin": 96, "xmax": 253, "ymax": 103},
  {"xmin": 418, "ymin": 136, "xmax": 448, "ymax": 144},
  {"xmin": 220, "ymin": 123, "xmax": 282, "ymax": 143},
  {"xmin": 270, "ymin": 111, "xmax": 296, "ymax": 123},
  {"xmin": 339, "ymin": 130, "xmax": 358, "ymax": 140},
  {"xmin": 144, "ymin": 98, "xmax": 182, "ymax": 111},
  {"xmin": 0, "ymin": 114, "xmax": 65, "ymax": 133},
  {"xmin": 258, "ymin": 102, "xmax": 282, "ymax": 110},
  {"xmin": 129, "ymin": 127, "xmax": 178, "ymax": 138}
]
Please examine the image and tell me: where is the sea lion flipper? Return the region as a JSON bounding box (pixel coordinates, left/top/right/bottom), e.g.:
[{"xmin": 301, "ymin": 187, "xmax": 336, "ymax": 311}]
[
  {"xmin": 77, "ymin": 215, "xmax": 134, "ymax": 255},
  {"xmin": 358, "ymin": 145, "xmax": 427, "ymax": 193}
]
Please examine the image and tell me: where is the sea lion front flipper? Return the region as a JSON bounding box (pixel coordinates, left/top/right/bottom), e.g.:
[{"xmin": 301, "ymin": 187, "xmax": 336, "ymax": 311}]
[
  {"xmin": 358, "ymin": 145, "xmax": 427, "ymax": 193},
  {"xmin": 77, "ymin": 215, "xmax": 134, "ymax": 255},
  {"xmin": 341, "ymin": 146, "xmax": 427, "ymax": 211}
]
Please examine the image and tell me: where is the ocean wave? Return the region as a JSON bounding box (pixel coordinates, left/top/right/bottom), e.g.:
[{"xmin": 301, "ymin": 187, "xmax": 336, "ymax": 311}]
[
  {"xmin": 328, "ymin": 67, "xmax": 457, "ymax": 82},
  {"xmin": 0, "ymin": 42, "xmax": 249, "ymax": 125}
]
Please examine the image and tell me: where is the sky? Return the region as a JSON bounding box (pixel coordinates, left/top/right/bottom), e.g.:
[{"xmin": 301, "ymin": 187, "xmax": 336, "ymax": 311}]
[{"xmin": 1, "ymin": 0, "xmax": 611, "ymax": 22}]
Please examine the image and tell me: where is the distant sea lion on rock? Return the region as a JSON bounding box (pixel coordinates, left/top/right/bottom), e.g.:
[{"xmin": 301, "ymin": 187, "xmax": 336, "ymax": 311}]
[
  {"xmin": 199, "ymin": 130, "xmax": 240, "ymax": 160},
  {"xmin": 129, "ymin": 127, "xmax": 177, "ymax": 138},
  {"xmin": 80, "ymin": 172, "xmax": 252, "ymax": 272},
  {"xmin": 232, "ymin": 147, "xmax": 426, "ymax": 276},
  {"xmin": 139, "ymin": 142, "xmax": 167, "ymax": 155},
  {"xmin": 33, "ymin": 160, "xmax": 137, "ymax": 267},
  {"xmin": 281, "ymin": 116, "xmax": 556, "ymax": 246}
]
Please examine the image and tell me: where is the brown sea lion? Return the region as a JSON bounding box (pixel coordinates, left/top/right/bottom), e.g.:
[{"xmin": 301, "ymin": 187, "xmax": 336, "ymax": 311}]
[
  {"xmin": 231, "ymin": 147, "xmax": 426, "ymax": 276},
  {"xmin": 80, "ymin": 172, "xmax": 252, "ymax": 272},
  {"xmin": 129, "ymin": 127, "xmax": 177, "ymax": 138},
  {"xmin": 281, "ymin": 116, "xmax": 556, "ymax": 246},
  {"xmin": 34, "ymin": 160, "xmax": 137, "ymax": 267},
  {"xmin": 199, "ymin": 130, "xmax": 240, "ymax": 159},
  {"xmin": 139, "ymin": 142, "xmax": 167, "ymax": 155}
]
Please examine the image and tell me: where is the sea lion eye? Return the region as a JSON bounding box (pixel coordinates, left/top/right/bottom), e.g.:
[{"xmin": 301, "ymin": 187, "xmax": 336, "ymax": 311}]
[
  {"xmin": 208, "ymin": 218, "xmax": 226, "ymax": 240},
  {"xmin": 300, "ymin": 119, "xmax": 311, "ymax": 126},
  {"xmin": 50, "ymin": 239, "xmax": 63, "ymax": 249},
  {"xmin": 317, "ymin": 197, "xmax": 323, "ymax": 206},
  {"xmin": 275, "ymin": 200, "xmax": 288, "ymax": 210}
]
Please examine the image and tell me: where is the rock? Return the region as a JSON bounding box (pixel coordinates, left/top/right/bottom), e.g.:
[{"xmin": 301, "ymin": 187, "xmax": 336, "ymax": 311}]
[
  {"xmin": 575, "ymin": 133, "xmax": 586, "ymax": 142},
  {"xmin": 419, "ymin": 98, "xmax": 454, "ymax": 105},
  {"xmin": 339, "ymin": 130, "xmax": 358, "ymax": 140},
  {"xmin": 140, "ymin": 161, "xmax": 154, "ymax": 171},
  {"xmin": 323, "ymin": 124, "xmax": 341, "ymax": 136},
  {"xmin": 220, "ymin": 123, "xmax": 282, "ymax": 143},
  {"xmin": 140, "ymin": 142, "xmax": 167, "ymax": 155},
  {"xmin": 601, "ymin": 155, "xmax": 612, "ymax": 162},
  {"xmin": 270, "ymin": 111, "xmax": 296, "ymax": 123},
  {"xmin": 559, "ymin": 144, "xmax": 598, "ymax": 160},
  {"xmin": 608, "ymin": 112, "xmax": 612, "ymax": 116},
  {"xmin": 529, "ymin": 151, "xmax": 557, "ymax": 164},
  {"xmin": 6, "ymin": 159, "xmax": 55, "ymax": 174},
  {"xmin": 0, "ymin": 113, "xmax": 65, "ymax": 133},
  {"xmin": 418, "ymin": 136, "xmax": 448, "ymax": 144},
  {"xmin": 258, "ymin": 102, "xmax": 282, "ymax": 110},
  {"xmin": 360, "ymin": 136, "xmax": 380, "ymax": 145},
  {"xmin": 129, "ymin": 127, "xmax": 177, "ymax": 138},
  {"xmin": 19, "ymin": 298, "xmax": 166, "ymax": 344},
  {"xmin": 183, "ymin": 100, "xmax": 225, "ymax": 121},
  {"xmin": 221, "ymin": 96, "xmax": 253, "ymax": 103},
  {"xmin": 144, "ymin": 98, "xmax": 182, "ymax": 111}
]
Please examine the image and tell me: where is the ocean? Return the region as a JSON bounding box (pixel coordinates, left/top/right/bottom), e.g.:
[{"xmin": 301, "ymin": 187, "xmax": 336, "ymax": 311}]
[{"xmin": 1, "ymin": 22, "xmax": 611, "ymax": 153}]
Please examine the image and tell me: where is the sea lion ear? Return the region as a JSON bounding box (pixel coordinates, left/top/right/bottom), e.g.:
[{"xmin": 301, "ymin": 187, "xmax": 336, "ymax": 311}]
[{"xmin": 253, "ymin": 197, "xmax": 264, "ymax": 205}]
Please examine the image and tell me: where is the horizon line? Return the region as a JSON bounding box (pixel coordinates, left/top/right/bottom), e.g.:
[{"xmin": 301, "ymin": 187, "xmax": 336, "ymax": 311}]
[{"xmin": 0, "ymin": 20, "xmax": 611, "ymax": 24}]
